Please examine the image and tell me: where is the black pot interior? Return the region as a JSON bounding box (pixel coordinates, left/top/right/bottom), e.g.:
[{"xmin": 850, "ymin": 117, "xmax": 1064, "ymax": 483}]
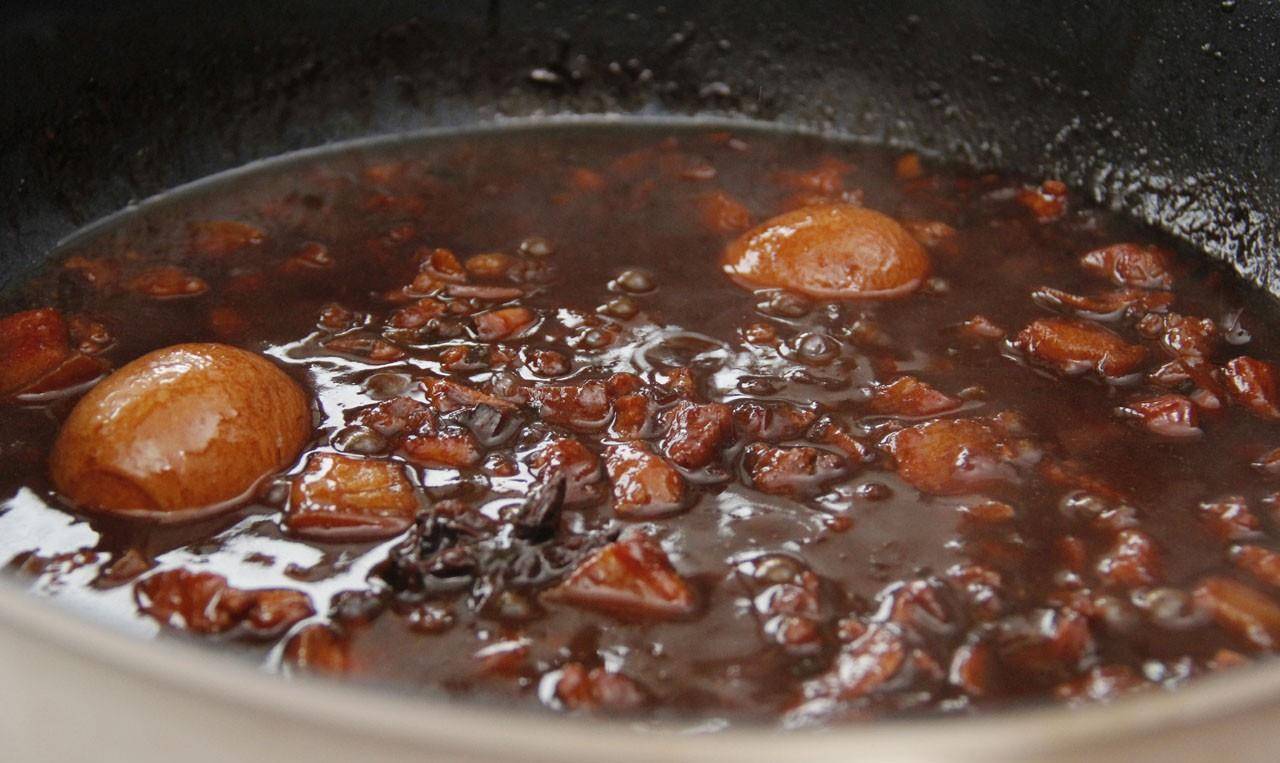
[{"xmin": 0, "ymin": 0, "xmax": 1276, "ymax": 294}]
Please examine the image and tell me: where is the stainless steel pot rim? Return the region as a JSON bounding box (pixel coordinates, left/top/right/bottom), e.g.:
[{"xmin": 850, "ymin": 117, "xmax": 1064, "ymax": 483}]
[{"xmin": 3, "ymin": 578, "xmax": 1277, "ymax": 762}]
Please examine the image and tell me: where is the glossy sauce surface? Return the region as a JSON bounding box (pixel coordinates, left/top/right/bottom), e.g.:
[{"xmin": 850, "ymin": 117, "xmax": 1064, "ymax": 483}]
[{"xmin": 4, "ymin": 125, "xmax": 1280, "ymax": 726}]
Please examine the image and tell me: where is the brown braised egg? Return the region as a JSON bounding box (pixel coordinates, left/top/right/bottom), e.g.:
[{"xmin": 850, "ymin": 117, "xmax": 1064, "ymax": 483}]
[
  {"xmin": 721, "ymin": 203, "xmax": 930, "ymax": 299},
  {"xmin": 49, "ymin": 343, "xmax": 310, "ymax": 516}
]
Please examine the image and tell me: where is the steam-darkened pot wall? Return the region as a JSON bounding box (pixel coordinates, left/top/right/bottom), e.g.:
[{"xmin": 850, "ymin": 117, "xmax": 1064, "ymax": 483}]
[{"xmin": 1, "ymin": 0, "xmax": 1276, "ymax": 292}]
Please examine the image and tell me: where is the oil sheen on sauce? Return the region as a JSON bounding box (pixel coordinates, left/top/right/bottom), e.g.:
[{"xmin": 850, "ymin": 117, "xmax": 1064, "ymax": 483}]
[{"xmin": 3, "ymin": 124, "xmax": 1280, "ymax": 726}]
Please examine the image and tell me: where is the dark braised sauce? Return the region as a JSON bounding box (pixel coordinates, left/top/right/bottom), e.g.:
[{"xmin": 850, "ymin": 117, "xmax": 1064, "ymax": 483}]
[{"xmin": 4, "ymin": 124, "xmax": 1280, "ymax": 725}]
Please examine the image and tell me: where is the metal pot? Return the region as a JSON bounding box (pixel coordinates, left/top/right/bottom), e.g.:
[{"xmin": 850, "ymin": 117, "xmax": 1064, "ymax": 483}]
[{"xmin": 2, "ymin": 2, "xmax": 1278, "ymax": 759}]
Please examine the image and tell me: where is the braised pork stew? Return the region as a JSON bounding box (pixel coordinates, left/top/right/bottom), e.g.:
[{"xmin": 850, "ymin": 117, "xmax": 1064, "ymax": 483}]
[{"xmin": 3, "ymin": 125, "xmax": 1280, "ymax": 725}]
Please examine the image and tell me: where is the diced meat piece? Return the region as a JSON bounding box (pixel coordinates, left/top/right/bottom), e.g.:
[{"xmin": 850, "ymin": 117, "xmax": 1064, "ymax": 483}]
[
  {"xmin": 67, "ymin": 315, "xmax": 113, "ymax": 355},
  {"xmin": 421, "ymin": 377, "xmax": 515, "ymax": 413},
  {"xmin": 1208, "ymin": 649, "xmax": 1250, "ymax": 672},
  {"xmin": 1057, "ymin": 490, "xmax": 1143, "ymax": 535},
  {"xmin": 437, "ymin": 345, "xmax": 489, "ymax": 374},
  {"xmin": 465, "ymin": 252, "xmax": 516, "ymax": 280},
  {"xmin": 473, "ymin": 638, "xmax": 530, "ymax": 675},
  {"xmin": 732, "ymin": 401, "xmax": 818, "ymax": 441},
  {"xmin": 798, "ymin": 624, "xmax": 942, "ymax": 703},
  {"xmin": 809, "ymin": 417, "xmax": 876, "ymax": 463},
  {"xmin": 473, "ymin": 307, "xmax": 536, "ymax": 341},
  {"xmin": 1055, "ymin": 535, "xmax": 1088, "ymax": 573},
  {"xmin": 294, "ymin": 241, "xmax": 334, "ymax": 268},
  {"xmin": 1148, "ymin": 356, "xmax": 1225, "ymax": 408},
  {"xmin": 401, "ymin": 271, "xmax": 444, "ymax": 298},
  {"xmin": 1194, "ymin": 576, "xmax": 1280, "ymax": 650},
  {"xmin": 903, "ymin": 220, "xmax": 959, "ymax": 256},
  {"xmin": 1221, "ymin": 356, "xmax": 1280, "ymax": 419},
  {"xmin": 1079, "ymin": 243, "xmax": 1175, "ymax": 290},
  {"xmin": 354, "ymin": 396, "xmax": 436, "ymax": 442},
  {"xmin": 1232, "ymin": 546, "xmax": 1280, "ymax": 589},
  {"xmin": 741, "ymin": 322, "xmax": 778, "ymax": 344},
  {"xmin": 675, "ymin": 158, "xmax": 719, "ymax": 185},
  {"xmin": 232, "ymin": 589, "xmax": 314, "ymax": 637},
  {"xmin": 955, "ymin": 314, "xmax": 1006, "ymax": 341},
  {"xmin": 1114, "ymin": 394, "xmax": 1202, "ymax": 438},
  {"xmin": 734, "ymin": 554, "xmax": 825, "ymax": 655},
  {"xmin": 1253, "ymin": 447, "xmax": 1280, "ymax": 477},
  {"xmin": 995, "ymin": 608, "xmax": 1095, "ymax": 681},
  {"xmin": 446, "ymin": 284, "xmax": 524, "ymax": 300},
  {"xmin": 1031, "ymin": 286, "xmax": 1174, "ymax": 320},
  {"xmin": 189, "ymin": 220, "xmax": 267, "ymax": 255},
  {"xmin": 774, "ymin": 157, "xmax": 853, "ymax": 195},
  {"xmin": 660, "ymin": 400, "xmax": 734, "ymax": 469},
  {"xmin": 0, "ymin": 308, "xmax": 76, "ymax": 396},
  {"xmin": 1197, "ymin": 496, "xmax": 1263, "ymax": 542},
  {"xmin": 1137, "ymin": 313, "xmax": 1219, "ymax": 358},
  {"xmin": 361, "ymin": 161, "xmax": 406, "ymax": 184},
  {"xmin": 529, "ymin": 438, "xmax": 602, "ymax": 504},
  {"xmin": 207, "ymin": 306, "xmax": 251, "ymax": 340},
  {"xmin": 743, "ymin": 443, "xmax": 847, "ymax": 497},
  {"xmin": 604, "ymin": 372, "xmax": 644, "ymax": 398},
  {"xmin": 545, "ymin": 536, "xmax": 696, "ymax": 619},
  {"xmin": 322, "ymin": 334, "xmax": 405, "ymax": 363},
  {"xmin": 279, "ymin": 242, "xmax": 335, "ymax": 274},
  {"xmin": 722, "ymin": 204, "xmax": 931, "ymax": 299},
  {"xmin": 318, "ymin": 303, "xmax": 361, "ymax": 332},
  {"xmin": 895, "ymin": 153, "xmax": 924, "ymax": 180},
  {"xmin": 62, "ymin": 255, "xmax": 118, "ymax": 290},
  {"xmin": 530, "ymin": 381, "xmax": 610, "ymax": 430},
  {"xmin": 1054, "ymin": 665, "xmax": 1147, "ymax": 703},
  {"xmin": 946, "ymin": 564, "xmax": 1006, "ymax": 622},
  {"xmin": 94, "ymin": 549, "xmax": 154, "ymax": 589},
  {"xmin": 845, "ymin": 317, "xmax": 894, "ymax": 349},
  {"xmin": 548, "ymin": 663, "xmax": 649, "ymax": 712},
  {"xmin": 18, "ymin": 352, "xmax": 109, "ymax": 396},
  {"xmin": 610, "ymin": 393, "xmax": 651, "ymax": 438},
  {"xmin": 875, "ymin": 578, "xmax": 958, "ymax": 636},
  {"xmin": 387, "ymin": 298, "xmax": 446, "ymax": 329},
  {"xmin": 402, "ymin": 430, "xmax": 481, "ymax": 467},
  {"xmin": 667, "ymin": 155, "xmax": 715, "ymax": 183},
  {"xmin": 364, "ymin": 193, "xmax": 426, "ymax": 216},
  {"xmin": 655, "ymin": 367, "xmax": 697, "ymax": 398},
  {"xmin": 869, "ymin": 376, "xmax": 962, "ymax": 417},
  {"xmin": 1012, "ymin": 318, "xmax": 1146, "ymax": 377},
  {"xmin": 880, "ymin": 418, "xmax": 1033, "ymax": 496},
  {"xmin": 1148, "ymin": 360, "xmax": 1192, "ymax": 387},
  {"xmin": 136, "ymin": 568, "xmax": 312, "ymax": 638},
  {"xmin": 284, "ymin": 624, "xmax": 351, "ymax": 674},
  {"xmin": 696, "ymin": 190, "xmax": 753, "ymax": 234},
  {"xmin": 949, "ymin": 642, "xmax": 997, "ymax": 697},
  {"xmin": 568, "ymin": 167, "xmax": 607, "ymax": 192},
  {"xmin": 524, "ymin": 349, "xmax": 570, "ymax": 377},
  {"xmin": 1039, "ymin": 459, "xmax": 1131, "ymax": 504},
  {"xmin": 225, "ymin": 270, "xmax": 267, "ymax": 295},
  {"xmin": 958, "ymin": 499, "xmax": 1017, "ymax": 524},
  {"xmin": 824, "ymin": 624, "xmax": 910, "ymax": 697},
  {"xmin": 287, "ymin": 453, "xmax": 420, "ymax": 540},
  {"xmin": 604, "ymin": 442, "xmax": 687, "ymax": 518},
  {"xmin": 1016, "ymin": 180, "xmax": 1068, "ymax": 222},
  {"xmin": 128, "ymin": 265, "xmax": 209, "ymax": 299},
  {"xmin": 418, "ymin": 247, "xmax": 467, "ymax": 283},
  {"xmin": 487, "ymin": 345, "xmax": 518, "ymax": 369},
  {"xmin": 1095, "ymin": 529, "xmax": 1163, "ymax": 588}
]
